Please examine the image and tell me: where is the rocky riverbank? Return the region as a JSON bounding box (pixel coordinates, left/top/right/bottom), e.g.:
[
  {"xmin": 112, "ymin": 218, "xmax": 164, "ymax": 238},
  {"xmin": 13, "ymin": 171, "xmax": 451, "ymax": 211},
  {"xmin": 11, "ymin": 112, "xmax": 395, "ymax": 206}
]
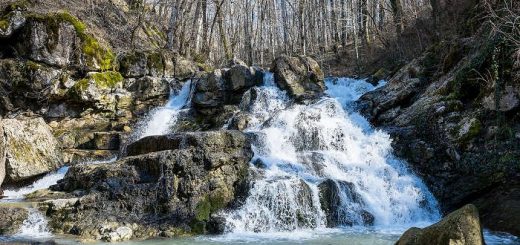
[{"xmin": 0, "ymin": 0, "xmax": 518, "ymax": 243}]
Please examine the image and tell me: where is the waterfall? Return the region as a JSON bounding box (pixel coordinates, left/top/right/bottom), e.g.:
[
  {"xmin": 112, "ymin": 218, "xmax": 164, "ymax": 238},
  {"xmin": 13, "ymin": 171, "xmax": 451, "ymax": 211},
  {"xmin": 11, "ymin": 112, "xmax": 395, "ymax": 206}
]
[
  {"xmin": 225, "ymin": 74, "xmax": 440, "ymax": 233},
  {"xmin": 13, "ymin": 208, "xmax": 52, "ymax": 239},
  {"xmin": 2, "ymin": 166, "xmax": 69, "ymax": 201},
  {"xmin": 132, "ymin": 80, "xmax": 193, "ymax": 139}
]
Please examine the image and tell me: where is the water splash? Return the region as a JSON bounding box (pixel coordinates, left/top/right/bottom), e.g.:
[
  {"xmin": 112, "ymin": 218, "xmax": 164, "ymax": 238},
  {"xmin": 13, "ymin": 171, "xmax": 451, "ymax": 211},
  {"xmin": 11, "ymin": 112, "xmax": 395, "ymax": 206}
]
[
  {"xmin": 225, "ymin": 73, "xmax": 440, "ymax": 233},
  {"xmin": 133, "ymin": 80, "xmax": 193, "ymax": 139},
  {"xmin": 13, "ymin": 208, "xmax": 52, "ymax": 239}
]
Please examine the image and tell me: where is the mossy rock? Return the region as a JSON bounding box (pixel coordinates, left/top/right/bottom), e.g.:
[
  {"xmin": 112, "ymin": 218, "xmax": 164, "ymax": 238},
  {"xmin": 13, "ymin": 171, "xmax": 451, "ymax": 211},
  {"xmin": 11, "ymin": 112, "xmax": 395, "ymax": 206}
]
[{"xmin": 26, "ymin": 11, "xmax": 115, "ymax": 70}]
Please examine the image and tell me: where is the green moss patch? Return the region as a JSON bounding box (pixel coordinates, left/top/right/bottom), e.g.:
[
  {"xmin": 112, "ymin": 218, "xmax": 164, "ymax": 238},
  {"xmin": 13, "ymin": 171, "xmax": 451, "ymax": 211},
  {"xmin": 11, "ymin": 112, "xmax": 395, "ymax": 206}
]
[
  {"xmin": 27, "ymin": 11, "xmax": 115, "ymax": 70},
  {"xmin": 0, "ymin": 19, "xmax": 8, "ymax": 31},
  {"xmin": 194, "ymin": 192, "xmax": 227, "ymax": 222},
  {"xmin": 89, "ymin": 71, "xmax": 123, "ymax": 88}
]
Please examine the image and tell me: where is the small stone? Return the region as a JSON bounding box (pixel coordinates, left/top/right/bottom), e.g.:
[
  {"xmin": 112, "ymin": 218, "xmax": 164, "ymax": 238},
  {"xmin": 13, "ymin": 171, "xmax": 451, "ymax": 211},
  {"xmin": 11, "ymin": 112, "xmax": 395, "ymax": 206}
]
[{"xmin": 48, "ymin": 121, "xmax": 59, "ymax": 128}]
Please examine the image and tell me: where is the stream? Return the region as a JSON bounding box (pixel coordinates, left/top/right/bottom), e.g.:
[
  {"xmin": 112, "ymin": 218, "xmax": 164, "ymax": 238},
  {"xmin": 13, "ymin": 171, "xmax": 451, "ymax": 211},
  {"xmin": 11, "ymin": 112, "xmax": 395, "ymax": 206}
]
[{"xmin": 0, "ymin": 74, "xmax": 518, "ymax": 245}]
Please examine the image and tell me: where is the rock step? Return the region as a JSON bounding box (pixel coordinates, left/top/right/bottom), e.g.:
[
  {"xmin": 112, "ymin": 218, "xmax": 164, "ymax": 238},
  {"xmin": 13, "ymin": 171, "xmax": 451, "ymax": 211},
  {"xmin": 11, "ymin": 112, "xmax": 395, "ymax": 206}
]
[
  {"xmin": 76, "ymin": 131, "xmax": 123, "ymax": 151},
  {"xmin": 63, "ymin": 149, "xmax": 117, "ymax": 165}
]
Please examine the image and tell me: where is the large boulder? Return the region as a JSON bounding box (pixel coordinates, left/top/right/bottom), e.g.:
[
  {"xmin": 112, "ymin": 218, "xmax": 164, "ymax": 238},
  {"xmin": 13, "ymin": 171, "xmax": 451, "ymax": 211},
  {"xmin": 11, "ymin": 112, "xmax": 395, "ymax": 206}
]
[
  {"xmin": 68, "ymin": 71, "xmax": 127, "ymax": 113},
  {"xmin": 0, "ymin": 59, "xmax": 64, "ymax": 114},
  {"xmin": 1, "ymin": 117, "xmax": 63, "ymax": 183},
  {"xmin": 46, "ymin": 130, "xmax": 252, "ymax": 240},
  {"xmin": 396, "ymin": 204, "xmax": 484, "ymax": 245},
  {"xmin": 271, "ymin": 55, "xmax": 325, "ymax": 100},
  {"xmin": 0, "ymin": 9, "xmax": 115, "ymax": 71},
  {"xmin": 192, "ymin": 61, "xmax": 263, "ymax": 119}
]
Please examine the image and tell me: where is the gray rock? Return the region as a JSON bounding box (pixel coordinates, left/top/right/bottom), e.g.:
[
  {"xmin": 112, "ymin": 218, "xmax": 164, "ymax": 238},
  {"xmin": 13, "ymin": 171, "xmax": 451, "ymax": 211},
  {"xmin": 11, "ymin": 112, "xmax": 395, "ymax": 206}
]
[
  {"xmin": 102, "ymin": 226, "xmax": 133, "ymax": 242},
  {"xmin": 68, "ymin": 71, "xmax": 125, "ymax": 113},
  {"xmin": 0, "ymin": 206, "xmax": 29, "ymax": 235},
  {"xmin": 47, "ymin": 130, "xmax": 252, "ymax": 239},
  {"xmin": 0, "ymin": 10, "xmax": 26, "ymax": 38},
  {"xmin": 119, "ymin": 51, "xmax": 149, "ymax": 77},
  {"xmin": 396, "ymin": 204, "xmax": 484, "ymax": 245},
  {"xmin": 26, "ymin": 19, "xmax": 80, "ymax": 67},
  {"xmin": 2, "ymin": 117, "xmax": 63, "ymax": 183},
  {"xmin": 124, "ymin": 76, "xmax": 170, "ymax": 101},
  {"xmin": 192, "ymin": 64, "xmax": 263, "ymax": 117},
  {"xmin": 271, "ymin": 55, "xmax": 325, "ymax": 100}
]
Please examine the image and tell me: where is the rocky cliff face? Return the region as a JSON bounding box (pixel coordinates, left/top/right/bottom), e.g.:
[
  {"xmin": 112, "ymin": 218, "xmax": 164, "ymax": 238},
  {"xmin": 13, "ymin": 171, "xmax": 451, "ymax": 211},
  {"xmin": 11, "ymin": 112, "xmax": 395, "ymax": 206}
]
[
  {"xmin": 358, "ymin": 26, "xmax": 520, "ymax": 236},
  {"xmin": 0, "ymin": 1, "xmax": 201, "ymax": 183}
]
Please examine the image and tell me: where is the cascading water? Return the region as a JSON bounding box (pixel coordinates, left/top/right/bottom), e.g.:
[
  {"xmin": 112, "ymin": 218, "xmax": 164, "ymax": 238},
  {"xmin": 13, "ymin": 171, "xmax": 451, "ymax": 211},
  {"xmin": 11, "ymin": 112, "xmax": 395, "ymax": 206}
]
[
  {"xmin": 225, "ymin": 74, "xmax": 441, "ymax": 234},
  {"xmin": 13, "ymin": 208, "xmax": 52, "ymax": 239},
  {"xmin": 2, "ymin": 166, "xmax": 69, "ymax": 201},
  {"xmin": 132, "ymin": 80, "xmax": 193, "ymax": 139}
]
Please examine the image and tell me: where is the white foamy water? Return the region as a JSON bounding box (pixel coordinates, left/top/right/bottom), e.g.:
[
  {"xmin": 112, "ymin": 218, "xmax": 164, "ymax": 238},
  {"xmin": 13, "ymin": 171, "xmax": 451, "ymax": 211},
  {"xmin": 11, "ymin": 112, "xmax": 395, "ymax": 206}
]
[
  {"xmin": 135, "ymin": 80, "xmax": 193, "ymax": 139},
  {"xmin": 13, "ymin": 208, "xmax": 52, "ymax": 239},
  {"xmin": 225, "ymin": 73, "xmax": 440, "ymax": 233},
  {"xmin": 2, "ymin": 166, "xmax": 69, "ymax": 201}
]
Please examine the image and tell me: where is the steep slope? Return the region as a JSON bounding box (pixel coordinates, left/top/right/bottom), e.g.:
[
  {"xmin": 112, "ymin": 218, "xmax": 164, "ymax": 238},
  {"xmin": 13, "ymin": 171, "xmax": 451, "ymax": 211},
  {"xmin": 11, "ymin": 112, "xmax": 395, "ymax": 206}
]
[{"xmin": 358, "ymin": 0, "xmax": 520, "ymax": 236}]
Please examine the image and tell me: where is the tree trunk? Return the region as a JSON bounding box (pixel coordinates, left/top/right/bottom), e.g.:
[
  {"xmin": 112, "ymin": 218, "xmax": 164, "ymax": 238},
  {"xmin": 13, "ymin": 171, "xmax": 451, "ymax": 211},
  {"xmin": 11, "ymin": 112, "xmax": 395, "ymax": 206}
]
[{"xmin": 390, "ymin": 0, "xmax": 404, "ymax": 35}]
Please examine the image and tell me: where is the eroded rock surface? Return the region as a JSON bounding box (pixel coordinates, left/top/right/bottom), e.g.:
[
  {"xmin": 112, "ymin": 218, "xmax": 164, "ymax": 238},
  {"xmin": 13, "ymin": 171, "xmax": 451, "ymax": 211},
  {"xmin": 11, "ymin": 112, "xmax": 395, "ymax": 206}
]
[
  {"xmin": 45, "ymin": 130, "xmax": 252, "ymax": 240},
  {"xmin": 2, "ymin": 117, "xmax": 63, "ymax": 183}
]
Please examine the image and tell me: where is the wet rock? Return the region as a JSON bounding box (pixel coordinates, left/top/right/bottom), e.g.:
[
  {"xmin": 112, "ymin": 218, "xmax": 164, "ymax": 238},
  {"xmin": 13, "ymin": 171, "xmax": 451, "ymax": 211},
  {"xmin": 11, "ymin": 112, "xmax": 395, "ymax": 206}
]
[
  {"xmin": 396, "ymin": 204, "xmax": 484, "ymax": 245},
  {"xmin": 2, "ymin": 117, "xmax": 63, "ymax": 183},
  {"xmin": 473, "ymin": 183, "xmax": 520, "ymax": 236},
  {"xmin": 226, "ymin": 63, "xmax": 263, "ymax": 93},
  {"xmin": 0, "ymin": 206, "xmax": 28, "ymax": 235},
  {"xmin": 102, "ymin": 226, "xmax": 133, "ymax": 242},
  {"xmin": 357, "ymin": 59, "xmax": 425, "ymax": 124},
  {"xmin": 227, "ymin": 112, "xmax": 254, "ymax": 131},
  {"xmin": 47, "ymin": 130, "xmax": 252, "ymax": 239},
  {"xmin": 271, "ymin": 55, "xmax": 325, "ymax": 100},
  {"xmin": 318, "ymin": 179, "xmax": 373, "ymax": 227}
]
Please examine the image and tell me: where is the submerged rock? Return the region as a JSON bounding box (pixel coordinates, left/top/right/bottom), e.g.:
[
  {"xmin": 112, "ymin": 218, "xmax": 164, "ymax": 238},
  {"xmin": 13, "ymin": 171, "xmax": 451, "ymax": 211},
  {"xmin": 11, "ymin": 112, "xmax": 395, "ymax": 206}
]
[
  {"xmin": 0, "ymin": 206, "xmax": 28, "ymax": 235},
  {"xmin": 396, "ymin": 204, "xmax": 484, "ymax": 245},
  {"xmin": 1, "ymin": 117, "xmax": 63, "ymax": 184},
  {"xmin": 46, "ymin": 130, "xmax": 252, "ymax": 240},
  {"xmin": 271, "ymin": 55, "xmax": 325, "ymax": 101}
]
